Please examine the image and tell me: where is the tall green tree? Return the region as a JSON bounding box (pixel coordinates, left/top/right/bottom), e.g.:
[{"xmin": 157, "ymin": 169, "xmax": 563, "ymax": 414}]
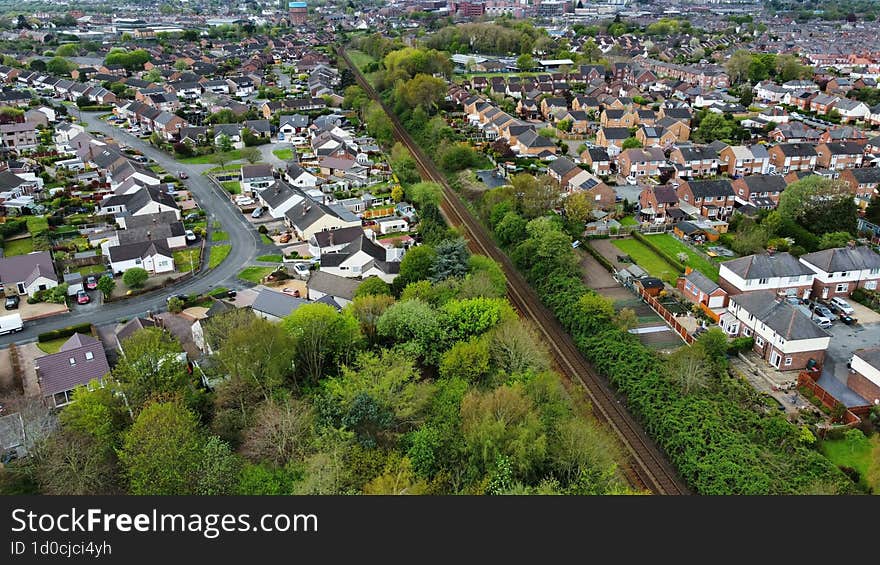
[
  {"xmin": 113, "ymin": 328, "xmax": 190, "ymax": 411},
  {"xmin": 282, "ymin": 303, "xmax": 361, "ymax": 386}
]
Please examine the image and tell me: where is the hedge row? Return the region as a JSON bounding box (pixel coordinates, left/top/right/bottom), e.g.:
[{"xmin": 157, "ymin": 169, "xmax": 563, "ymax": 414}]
[
  {"xmin": 488, "ymin": 209, "xmax": 855, "ymax": 494},
  {"xmin": 631, "ymin": 231, "xmax": 686, "ymax": 273},
  {"xmin": 583, "ymin": 243, "xmax": 615, "ymax": 273},
  {"xmin": 0, "ymin": 219, "xmax": 27, "ymax": 238},
  {"xmin": 851, "ymin": 287, "xmax": 880, "ymax": 313},
  {"xmin": 38, "ymin": 322, "xmax": 93, "ymax": 343}
]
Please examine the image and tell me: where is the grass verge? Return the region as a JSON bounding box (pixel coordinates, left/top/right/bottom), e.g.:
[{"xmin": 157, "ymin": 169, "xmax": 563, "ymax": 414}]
[
  {"xmin": 208, "ymin": 245, "xmax": 231, "ymax": 269},
  {"xmin": 237, "ymin": 266, "xmax": 275, "ymax": 283}
]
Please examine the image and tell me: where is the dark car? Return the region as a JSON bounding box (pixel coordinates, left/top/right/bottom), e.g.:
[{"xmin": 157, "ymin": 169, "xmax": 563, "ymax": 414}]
[
  {"xmin": 4, "ymin": 294, "xmax": 20, "ymax": 310},
  {"xmin": 85, "ymin": 275, "xmax": 99, "ymax": 290}
]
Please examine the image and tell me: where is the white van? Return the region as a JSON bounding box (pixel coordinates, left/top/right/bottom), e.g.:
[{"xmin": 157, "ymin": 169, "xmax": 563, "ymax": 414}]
[{"xmin": 0, "ymin": 313, "xmax": 23, "ymax": 336}]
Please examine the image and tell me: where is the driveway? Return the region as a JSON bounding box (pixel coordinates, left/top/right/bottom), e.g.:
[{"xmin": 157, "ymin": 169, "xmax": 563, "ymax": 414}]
[
  {"xmin": 818, "ymin": 320, "xmax": 880, "ymax": 407},
  {"xmin": 0, "ymin": 112, "xmax": 277, "ymax": 347}
]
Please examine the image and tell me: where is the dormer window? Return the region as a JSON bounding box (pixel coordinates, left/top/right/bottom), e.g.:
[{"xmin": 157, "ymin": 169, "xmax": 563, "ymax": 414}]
[
  {"xmin": 85, "ymin": 351, "xmax": 94, "ymax": 360},
  {"xmin": 69, "ymin": 358, "xmax": 76, "ymax": 365}
]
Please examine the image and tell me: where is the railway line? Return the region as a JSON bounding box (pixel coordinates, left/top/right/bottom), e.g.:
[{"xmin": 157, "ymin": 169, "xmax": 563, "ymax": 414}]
[{"xmin": 339, "ymin": 47, "xmax": 690, "ymax": 495}]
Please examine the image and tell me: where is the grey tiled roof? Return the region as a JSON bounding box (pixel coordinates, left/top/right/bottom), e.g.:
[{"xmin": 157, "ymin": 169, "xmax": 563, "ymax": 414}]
[
  {"xmin": 723, "ymin": 252, "xmax": 814, "ymax": 280},
  {"xmin": 731, "ymin": 291, "xmax": 830, "ymax": 341},
  {"xmin": 799, "ymin": 246, "xmax": 880, "ymax": 274},
  {"xmin": 36, "ymin": 333, "xmax": 110, "ymax": 396}
]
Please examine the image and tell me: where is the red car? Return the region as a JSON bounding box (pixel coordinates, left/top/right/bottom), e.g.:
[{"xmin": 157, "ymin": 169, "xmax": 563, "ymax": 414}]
[{"xmin": 76, "ymin": 290, "xmax": 90, "ymax": 305}]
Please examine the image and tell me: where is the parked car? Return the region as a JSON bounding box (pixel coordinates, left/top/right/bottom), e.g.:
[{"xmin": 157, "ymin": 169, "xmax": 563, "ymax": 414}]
[
  {"xmin": 184, "ymin": 212, "xmax": 201, "ymax": 222},
  {"xmin": 4, "ymin": 294, "xmax": 20, "ymax": 310},
  {"xmin": 76, "ymin": 290, "xmax": 90, "ymax": 305},
  {"xmin": 828, "ymin": 297, "xmax": 855, "ymax": 316},
  {"xmin": 85, "ymin": 275, "xmax": 98, "ymax": 290},
  {"xmin": 811, "ymin": 303, "xmax": 838, "ymax": 322},
  {"xmin": 236, "ymin": 197, "xmax": 255, "ymax": 207},
  {"xmin": 279, "ymin": 232, "xmax": 292, "ymax": 243},
  {"xmin": 185, "ymin": 229, "xmax": 196, "ymax": 242},
  {"xmin": 251, "ymin": 206, "xmax": 265, "ymax": 219},
  {"xmin": 291, "ymin": 262, "xmax": 311, "ymax": 278},
  {"xmin": 178, "ymin": 170, "xmax": 188, "ymax": 179}
]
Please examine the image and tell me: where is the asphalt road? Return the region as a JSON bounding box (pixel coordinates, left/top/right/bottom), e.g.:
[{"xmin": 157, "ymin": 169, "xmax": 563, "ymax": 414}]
[{"xmin": 0, "ymin": 112, "xmax": 275, "ymax": 346}]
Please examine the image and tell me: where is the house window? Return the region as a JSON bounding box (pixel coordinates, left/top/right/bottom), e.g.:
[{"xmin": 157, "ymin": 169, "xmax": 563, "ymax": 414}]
[
  {"xmin": 755, "ymin": 336, "xmax": 765, "ymax": 347},
  {"xmin": 836, "ymin": 283, "xmax": 848, "ymax": 293},
  {"xmin": 784, "ymin": 357, "xmax": 793, "ymax": 367},
  {"xmin": 53, "ymin": 391, "xmax": 73, "ymax": 407},
  {"xmin": 743, "ymin": 327, "xmax": 752, "ymax": 337},
  {"xmin": 69, "ymin": 358, "xmax": 76, "ymax": 365},
  {"xmin": 866, "ymin": 281, "xmax": 878, "ymax": 290},
  {"xmin": 759, "ymin": 278, "xmax": 769, "ymax": 285},
  {"xmin": 85, "ymin": 351, "xmax": 94, "ymax": 360}
]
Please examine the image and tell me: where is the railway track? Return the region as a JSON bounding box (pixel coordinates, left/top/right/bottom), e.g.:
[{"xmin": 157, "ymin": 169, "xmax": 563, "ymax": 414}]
[{"xmin": 339, "ymin": 47, "xmax": 690, "ymax": 495}]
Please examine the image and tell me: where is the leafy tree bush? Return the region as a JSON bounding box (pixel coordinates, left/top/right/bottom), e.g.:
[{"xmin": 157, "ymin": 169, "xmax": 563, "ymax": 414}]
[{"xmin": 122, "ymin": 267, "xmax": 148, "ymax": 288}]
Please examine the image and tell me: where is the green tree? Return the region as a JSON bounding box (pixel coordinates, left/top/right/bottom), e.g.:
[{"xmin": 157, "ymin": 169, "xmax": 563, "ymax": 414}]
[
  {"xmin": 495, "ymin": 211, "xmax": 528, "ymax": 247},
  {"xmin": 376, "ymin": 299, "xmax": 440, "ymax": 358},
  {"xmin": 621, "ymin": 136, "xmax": 643, "ymax": 149},
  {"xmin": 96, "ymin": 275, "xmax": 115, "ymax": 299},
  {"xmin": 60, "ymin": 383, "xmax": 129, "ymax": 454},
  {"xmin": 440, "ymin": 337, "xmax": 490, "ymax": 382},
  {"xmin": 725, "ymin": 50, "xmax": 753, "ymax": 85},
  {"xmin": 282, "ymin": 303, "xmax": 361, "ymax": 386},
  {"xmin": 348, "ymin": 294, "xmax": 396, "ymax": 346},
  {"xmin": 33, "ymin": 429, "xmax": 120, "ymax": 495},
  {"xmin": 240, "ymin": 146, "xmax": 261, "ymax": 164},
  {"xmin": 119, "ymin": 401, "xmax": 206, "ymax": 495},
  {"xmin": 241, "ymin": 397, "xmax": 315, "ymax": 467},
  {"xmin": 394, "ymin": 244, "xmax": 438, "ymax": 292},
  {"xmin": 354, "ymin": 276, "xmax": 392, "ymax": 298},
  {"xmin": 46, "ymin": 56, "xmax": 76, "ymax": 76},
  {"xmin": 174, "ymin": 59, "xmax": 190, "ymax": 71},
  {"xmin": 217, "ymin": 134, "xmax": 234, "ymax": 153},
  {"xmin": 819, "ymin": 231, "xmax": 854, "ymax": 250},
  {"xmin": 113, "ymin": 328, "xmax": 190, "ymax": 410},
  {"xmin": 122, "ymin": 267, "xmax": 148, "ymax": 288},
  {"xmin": 777, "ymin": 177, "xmax": 857, "ymax": 236},
  {"xmin": 516, "ymin": 53, "xmax": 536, "ymax": 71},
  {"xmin": 665, "ymin": 346, "xmax": 713, "ymax": 394},
  {"xmin": 512, "ymin": 173, "xmax": 561, "ymax": 219},
  {"xmin": 563, "ymin": 191, "xmax": 594, "ymax": 227},
  {"xmin": 397, "ymin": 73, "xmax": 447, "ymax": 112},
  {"xmin": 431, "ymin": 238, "xmax": 470, "ymax": 282},
  {"xmin": 406, "ymin": 181, "xmax": 443, "ymax": 208},
  {"xmin": 693, "ymin": 112, "xmax": 732, "ymax": 143},
  {"xmin": 167, "ymin": 296, "xmax": 184, "ymax": 313}
]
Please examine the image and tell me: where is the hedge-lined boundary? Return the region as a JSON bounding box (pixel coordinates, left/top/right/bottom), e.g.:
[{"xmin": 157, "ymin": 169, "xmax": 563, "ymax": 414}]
[
  {"xmin": 584, "ymin": 243, "xmax": 615, "ymax": 273},
  {"xmin": 632, "ymin": 231, "xmax": 686, "ymax": 273},
  {"xmin": 38, "ymin": 322, "xmax": 93, "ymax": 343}
]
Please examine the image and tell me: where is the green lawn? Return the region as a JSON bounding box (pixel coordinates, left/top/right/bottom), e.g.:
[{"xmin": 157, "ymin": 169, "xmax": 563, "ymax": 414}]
[
  {"xmin": 77, "ymin": 265, "xmax": 107, "ymax": 276},
  {"xmin": 641, "ymin": 234, "xmax": 720, "ymax": 282},
  {"xmin": 3, "ymin": 237, "xmax": 33, "ymax": 256},
  {"xmin": 26, "ymin": 216, "xmax": 49, "ymax": 235},
  {"xmin": 619, "ymin": 216, "xmax": 638, "ymax": 227},
  {"xmin": 272, "ymin": 148, "xmax": 294, "ymax": 161},
  {"xmin": 37, "ymin": 337, "xmax": 71, "ymax": 355},
  {"xmin": 237, "ymin": 266, "xmax": 275, "ymax": 283},
  {"xmin": 211, "ymin": 230, "xmax": 229, "ymax": 242},
  {"xmin": 208, "ymin": 245, "xmax": 231, "ymax": 269},
  {"xmin": 346, "ymin": 49, "xmax": 376, "ymax": 70},
  {"xmin": 208, "ymin": 287, "xmax": 230, "ymax": 297},
  {"xmin": 260, "ymin": 234, "xmax": 274, "ymax": 245},
  {"xmin": 204, "ymin": 164, "xmax": 248, "ymax": 175},
  {"xmin": 612, "ymin": 239, "xmax": 681, "ymax": 284},
  {"xmin": 257, "ymin": 254, "xmax": 283, "ymax": 263},
  {"xmin": 173, "ymin": 248, "xmax": 201, "ymax": 272},
  {"xmin": 150, "ymin": 165, "xmax": 166, "ymax": 174},
  {"xmin": 820, "ymin": 433, "xmax": 880, "ymax": 494},
  {"xmin": 179, "ymin": 149, "xmax": 253, "ymax": 165},
  {"xmin": 221, "ymin": 181, "xmax": 241, "ymax": 194}
]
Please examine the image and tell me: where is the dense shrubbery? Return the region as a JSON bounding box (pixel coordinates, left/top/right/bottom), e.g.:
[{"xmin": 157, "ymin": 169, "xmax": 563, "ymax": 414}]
[{"xmin": 480, "ymin": 189, "xmax": 855, "ymax": 494}]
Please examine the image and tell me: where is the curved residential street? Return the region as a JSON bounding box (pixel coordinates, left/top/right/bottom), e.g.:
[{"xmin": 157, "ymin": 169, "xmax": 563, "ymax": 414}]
[{"xmin": 0, "ymin": 111, "xmax": 277, "ymax": 346}]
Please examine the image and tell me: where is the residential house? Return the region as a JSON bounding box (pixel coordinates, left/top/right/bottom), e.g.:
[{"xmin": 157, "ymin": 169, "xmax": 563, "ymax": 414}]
[
  {"xmin": 768, "ymin": 143, "xmax": 818, "ymax": 173},
  {"xmin": 0, "ymin": 122, "xmax": 37, "ymax": 149},
  {"xmin": 600, "ymin": 109, "xmax": 636, "ymax": 128},
  {"xmin": 719, "ymin": 291, "xmax": 830, "ymax": 371},
  {"xmin": 833, "ymin": 98, "xmax": 871, "ymax": 123},
  {"xmin": 35, "ymin": 334, "xmax": 110, "ymax": 408},
  {"xmin": 717, "ymin": 144, "xmax": 771, "ymax": 176},
  {"xmin": 677, "ymin": 268, "xmax": 728, "ymax": 312},
  {"xmin": 840, "ymin": 167, "xmax": 880, "ymax": 210},
  {"xmin": 810, "ymin": 93, "xmax": 838, "ymax": 115},
  {"xmin": 675, "ymin": 179, "xmax": 735, "ymax": 220},
  {"xmin": 638, "ymin": 185, "xmax": 683, "ymax": 224},
  {"xmin": 278, "ymin": 114, "xmax": 309, "ymax": 139},
  {"xmin": 595, "ymin": 127, "xmax": 631, "ymax": 152},
  {"xmin": 284, "ymin": 198, "xmax": 362, "ymax": 241},
  {"xmin": 669, "ymin": 145, "xmax": 718, "ymax": 178},
  {"xmin": 307, "ymin": 225, "xmax": 367, "ymax": 259},
  {"xmin": 580, "ymin": 147, "xmax": 612, "ymax": 176},
  {"xmin": 513, "ymin": 130, "xmax": 557, "ymax": 157},
  {"xmin": 547, "ymin": 157, "xmax": 581, "ymax": 187},
  {"xmin": 241, "ymin": 164, "xmax": 275, "ymax": 194},
  {"xmin": 847, "ymin": 348, "xmax": 880, "ymax": 406},
  {"xmin": 0, "ymin": 252, "xmax": 58, "ymax": 297},
  {"xmin": 306, "ymin": 270, "xmax": 362, "ymax": 307},
  {"xmin": 731, "ymin": 174, "xmax": 787, "ymax": 209},
  {"xmin": 618, "ymin": 147, "xmax": 666, "ymax": 178},
  {"xmin": 815, "ymin": 141, "xmax": 864, "ymax": 172},
  {"xmin": 635, "ymin": 125, "xmax": 677, "ymax": 148},
  {"xmin": 566, "ymin": 169, "xmax": 615, "ymax": 209},
  {"xmin": 284, "ymin": 162, "xmax": 319, "ymax": 188},
  {"xmin": 251, "ymin": 288, "xmax": 307, "ymax": 322},
  {"xmin": 798, "ymin": 245, "xmax": 880, "ymax": 299},
  {"xmin": 107, "ymin": 240, "xmax": 175, "ymax": 275},
  {"xmin": 100, "ymin": 186, "xmax": 180, "ymax": 224},
  {"xmin": 718, "ymin": 251, "xmax": 816, "ymax": 298},
  {"xmin": 317, "ymin": 234, "xmax": 401, "ymax": 283}
]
